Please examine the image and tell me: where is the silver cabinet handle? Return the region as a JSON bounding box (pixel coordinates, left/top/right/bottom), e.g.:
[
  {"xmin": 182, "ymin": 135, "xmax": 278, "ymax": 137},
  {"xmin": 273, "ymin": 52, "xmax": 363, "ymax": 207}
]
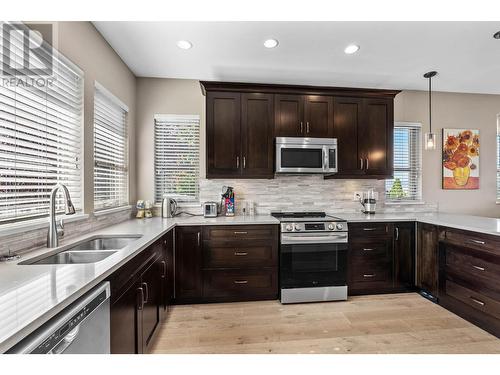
[
  {"xmin": 366, "ymin": 158, "xmax": 369, "ymax": 170},
  {"xmin": 234, "ymin": 251, "xmax": 248, "ymax": 256},
  {"xmin": 300, "ymin": 122, "xmax": 303, "ymax": 134},
  {"xmin": 363, "ymin": 274, "xmax": 376, "ymax": 278},
  {"xmin": 243, "ymin": 156, "xmax": 246, "ymax": 169},
  {"xmin": 234, "ymin": 231, "xmax": 248, "ymax": 235},
  {"xmin": 363, "ymin": 248, "xmax": 374, "ymax": 251},
  {"xmin": 470, "ymin": 297, "xmax": 485, "ymax": 306},
  {"xmin": 142, "ymin": 282, "xmax": 149, "ymax": 303},
  {"xmin": 197, "ymin": 232, "xmax": 201, "ymax": 246},
  {"xmin": 306, "ymin": 122, "xmax": 310, "ymax": 133},
  {"xmin": 395, "ymin": 227, "xmax": 399, "ymax": 241},
  {"xmin": 236, "ymin": 156, "xmax": 240, "ymax": 168},
  {"xmin": 363, "ymin": 228, "xmax": 376, "ymax": 231},
  {"xmin": 161, "ymin": 260, "xmax": 167, "ymax": 278},
  {"xmin": 234, "ymin": 280, "xmax": 248, "ymax": 284},
  {"xmin": 137, "ymin": 287, "xmax": 145, "ymax": 310},
  {"xmin": 472, "ymin": 265, "xmax": 485, "ymax": 271},
  {"xmin": 360, "ymin": 158, "xmax": 364, "ymax": 170},
  {"xmin": 470, "ymin": 239, "xmax": 486, "ymax": 245}
]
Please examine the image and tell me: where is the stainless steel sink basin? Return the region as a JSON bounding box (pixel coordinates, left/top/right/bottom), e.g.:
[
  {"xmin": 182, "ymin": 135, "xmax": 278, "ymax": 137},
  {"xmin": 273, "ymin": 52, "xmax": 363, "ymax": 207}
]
[
  {"xmin": 26, "ymin": 251, "xmax": 117, "ymax": 265},
  {"xmin": 68, "ymin": 236, "xmax": 142, "ymax": 251}
]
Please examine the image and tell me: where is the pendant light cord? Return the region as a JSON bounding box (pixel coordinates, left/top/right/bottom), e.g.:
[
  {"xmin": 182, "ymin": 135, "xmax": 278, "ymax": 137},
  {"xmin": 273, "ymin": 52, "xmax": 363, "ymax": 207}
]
[{"xmin": 428, "ymin": 75, "xmax": 432, "ymax": 133}]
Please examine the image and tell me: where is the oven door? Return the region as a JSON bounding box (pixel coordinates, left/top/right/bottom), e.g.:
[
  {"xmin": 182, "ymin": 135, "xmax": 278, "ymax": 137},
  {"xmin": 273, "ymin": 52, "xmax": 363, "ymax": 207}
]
[{"xmin": 280, "ymin": 233, "xmax": 348, "ymax": 289}]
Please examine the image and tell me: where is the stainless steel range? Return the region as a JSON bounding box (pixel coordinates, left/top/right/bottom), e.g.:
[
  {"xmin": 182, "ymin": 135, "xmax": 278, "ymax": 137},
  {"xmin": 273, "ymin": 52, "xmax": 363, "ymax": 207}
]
[{"xmin": 272, "ymin": 211, "xmax": 348, "ymax": 304}]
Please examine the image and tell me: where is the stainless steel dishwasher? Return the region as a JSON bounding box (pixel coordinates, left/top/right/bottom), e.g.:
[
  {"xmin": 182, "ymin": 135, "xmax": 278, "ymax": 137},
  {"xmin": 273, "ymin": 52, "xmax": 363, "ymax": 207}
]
[{"xmin": 8, "ymin": 282, "xmax": 111, "ymax": 354}]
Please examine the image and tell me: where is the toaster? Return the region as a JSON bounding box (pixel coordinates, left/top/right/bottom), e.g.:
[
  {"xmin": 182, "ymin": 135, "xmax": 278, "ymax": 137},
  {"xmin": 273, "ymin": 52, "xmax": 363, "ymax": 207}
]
[{"xmin": 203, "ymin": 201, "xmax": 218, "ymax": 218}]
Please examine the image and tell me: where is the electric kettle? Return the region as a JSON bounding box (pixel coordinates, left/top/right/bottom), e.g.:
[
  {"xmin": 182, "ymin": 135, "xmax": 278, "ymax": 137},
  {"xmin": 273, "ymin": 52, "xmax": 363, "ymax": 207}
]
[{"xmin": 162, "ymin": 196, "xmax": 178, "ymax": 218}]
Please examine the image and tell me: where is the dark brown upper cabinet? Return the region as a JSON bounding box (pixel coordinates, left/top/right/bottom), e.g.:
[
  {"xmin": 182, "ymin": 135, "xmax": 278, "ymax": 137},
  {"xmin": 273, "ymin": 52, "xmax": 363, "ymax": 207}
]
[
  {"xmin": 206, "ymin": 91, "xmax": 274, "ymax": 179},
  {"xmin": 201, "ymin": 81, "xmax": 399, "ymax": 180},
  {"xmin": 330, "ymin": 97, "xmax": 394, "ymax": 179},
  {"xmin": 275, "ymin": 94, "xmax": 333, "ymax": 137},
  {"xmin": 206, "ymin": 92, "xmax": 241, "ymax": 178}
]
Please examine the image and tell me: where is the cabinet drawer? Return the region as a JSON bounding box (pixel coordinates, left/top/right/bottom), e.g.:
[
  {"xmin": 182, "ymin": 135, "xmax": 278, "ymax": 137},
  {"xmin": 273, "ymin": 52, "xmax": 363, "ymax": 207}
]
[
  {"xmin": 203, "ymin": 269, "xmax": 278, "ymax": 299},
  {"xmin": 445, "ymin": 229, "xmax": 500, "ymax": 256},
  {"xmin": 445, "ymin": 246, "xmax": 500, "ymax": 291},
  {"xmin": 350, "ymin": 240, "xmax": 391, "ymax": 260},
  {"xmin": 445, "ymin": 280, "xmax": 500, "ymax": 320},
  {"xmin": 203, "ymin": 240, "xmax": 277, "ymax": 268},
  {"xmin": 351, "ymin": 264, "xmax": 391, "ymax": 283},
  {"xmin": 349, "ymin": 223, "xmax": 391, "ymax": 238},
  {"xmin": 203, "ymin": 225, "xmax": 277, "ymax": 241}
]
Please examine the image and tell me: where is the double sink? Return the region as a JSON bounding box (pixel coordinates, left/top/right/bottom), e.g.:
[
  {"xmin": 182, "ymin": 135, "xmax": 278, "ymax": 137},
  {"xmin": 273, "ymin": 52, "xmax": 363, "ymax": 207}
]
[{"xmin": 20, "ymin": 235, "xmax": 142, "ymax": 265}]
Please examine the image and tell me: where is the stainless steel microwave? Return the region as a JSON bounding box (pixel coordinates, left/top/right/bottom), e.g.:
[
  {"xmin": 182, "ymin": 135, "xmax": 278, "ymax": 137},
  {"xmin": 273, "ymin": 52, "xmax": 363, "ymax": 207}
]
[{"xmin": 275, "ymin": 137, "xmax": 338, "ymax": 174}]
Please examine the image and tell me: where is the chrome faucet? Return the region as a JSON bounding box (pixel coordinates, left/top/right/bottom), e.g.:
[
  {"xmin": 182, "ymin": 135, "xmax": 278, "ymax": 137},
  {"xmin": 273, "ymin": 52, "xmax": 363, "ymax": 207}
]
[{"xmin": 47, "ymin": 183, "xmax": 76, "ymax": 248}]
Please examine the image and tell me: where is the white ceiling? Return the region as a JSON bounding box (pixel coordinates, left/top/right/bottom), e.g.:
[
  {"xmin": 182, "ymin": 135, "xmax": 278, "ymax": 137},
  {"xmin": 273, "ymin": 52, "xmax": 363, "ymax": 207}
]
[{"xmin": 93, "ymin": 22, "xmax": 500, "ymax": 94}]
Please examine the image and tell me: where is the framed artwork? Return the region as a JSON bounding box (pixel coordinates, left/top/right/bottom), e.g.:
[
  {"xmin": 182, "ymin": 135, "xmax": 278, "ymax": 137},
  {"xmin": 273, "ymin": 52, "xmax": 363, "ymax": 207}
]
[{"xmin": 442, "ymin": 129, "xmax": 479, "ymax": 190}]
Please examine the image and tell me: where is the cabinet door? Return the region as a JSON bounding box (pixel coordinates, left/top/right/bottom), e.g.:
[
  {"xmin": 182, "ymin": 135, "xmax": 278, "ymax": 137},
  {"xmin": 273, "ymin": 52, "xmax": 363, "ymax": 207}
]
[
  {"xmin": 175, "ymin": 226, "xmax": 203, "ymax": 302},
  {"xmin": 417, "ymin": 223, "xmax": 439, "ymax": 298},
  {"xmin": 206, "ymin": 91, "xmax": 241, "ymax": 177},
  {"xmin": 140, "ymin": 258, "xmax": 163, "ymax": 352},
  {"xmin": 164, "ymin": 229, "xmax": 174, "ymax": 308},
  {"xmin": 241, "ymin": 93, "xmax": 274, "ymax": 178},
  {"xmin": 394, "ymin": 222, "xmax": 415, "ymax": 290},
  {"xmin": 360, "ymin": 98, "xmax": 393, "ymax": 176},
  {"xmin": 333, "ymin": 97, "xmax": 364, "ymax": 176},
  {"xmin": 304, "ymin": 95, "xmax": 333, "ymax": 138},
  {"xmin": 274, "ymin": 94, "xmax": 304, "ymax": 137},
  {"xmin": 110, "ymin": 281, "xmax": 141, "ymax": 354}
]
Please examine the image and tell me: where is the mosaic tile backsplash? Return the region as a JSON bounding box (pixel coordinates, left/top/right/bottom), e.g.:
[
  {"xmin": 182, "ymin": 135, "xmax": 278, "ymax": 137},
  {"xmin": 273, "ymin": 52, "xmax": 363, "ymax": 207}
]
[{"xmin": 196, "ymin": 175, "xmax": 437, "ymax": 215}]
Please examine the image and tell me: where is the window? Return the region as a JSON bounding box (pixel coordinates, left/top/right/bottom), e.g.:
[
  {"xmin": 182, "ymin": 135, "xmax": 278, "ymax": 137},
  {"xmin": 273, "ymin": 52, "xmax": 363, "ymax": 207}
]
[
  {"xmin": 154, "ymin": 114, "xmax": 200, "ymax": 203},
  {"xmin": 0, "ymin": 26, "xmax": 83, "ymax": 223},
  {"xmin": 93, "ymin": 83, "xmax": 129, "ymax": 211},
  {"xmin": 497, "ymin": 115, "xmax": 500, "ymax": 202},
  {"xmin": 386, "ymin": 122, "xmax": 422, "ymax": 201}
]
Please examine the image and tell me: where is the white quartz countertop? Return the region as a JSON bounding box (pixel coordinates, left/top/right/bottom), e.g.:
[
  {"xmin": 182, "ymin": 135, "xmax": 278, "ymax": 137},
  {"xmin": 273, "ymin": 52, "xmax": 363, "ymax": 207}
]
[
  {"xmin": 338, "ymin": 212, "xmax": 500, "ymax": 236},
  {"xmin": 0, "ymin": 211, "xmax": 499, "ymax": 352}
]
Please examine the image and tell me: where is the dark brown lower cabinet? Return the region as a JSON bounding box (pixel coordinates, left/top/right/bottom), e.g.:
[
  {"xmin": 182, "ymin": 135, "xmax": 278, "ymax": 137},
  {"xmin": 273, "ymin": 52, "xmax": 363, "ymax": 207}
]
[
  {"xmin": 348, "ymin": 222, "xmax": 415, "ymax": 295},
  {"xmin": 109, "ymin": 233, "xmax": 170, "ymax": 354},
  {"xmin": 174, "ymin": 225, "xmax": 279, "ymax": 304},
  {"xmin": 416, "ymin": 223, "xmax": 441, "ymax": 299},
  {"xmin": 439, "ymin": 228, "xmax": 500, "ymax": 338}
]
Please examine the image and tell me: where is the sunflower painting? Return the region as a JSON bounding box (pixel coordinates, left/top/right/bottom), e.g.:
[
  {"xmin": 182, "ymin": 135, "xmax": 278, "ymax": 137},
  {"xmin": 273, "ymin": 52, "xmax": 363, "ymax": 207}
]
[{"xmin": 442, "ymin": 129, "xmax": 480, "ymax": 190}]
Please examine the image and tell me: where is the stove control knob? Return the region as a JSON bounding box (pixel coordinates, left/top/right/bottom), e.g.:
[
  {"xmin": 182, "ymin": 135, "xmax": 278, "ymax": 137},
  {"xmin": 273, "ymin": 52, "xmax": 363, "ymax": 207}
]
[
  {"xmin": 294, "ymin": 224, "xmax": 301, "ymax": 231},
  {"xmin": 336, "ymin": 223, "xmax": 344, "ymax": 230},
  {"xmin": 285, "ymin": 224, "xmax": 293, "ymax": 231},
  {"xmin": 328, "ymin": 223, "xmax": 335, "ymax": 230}
]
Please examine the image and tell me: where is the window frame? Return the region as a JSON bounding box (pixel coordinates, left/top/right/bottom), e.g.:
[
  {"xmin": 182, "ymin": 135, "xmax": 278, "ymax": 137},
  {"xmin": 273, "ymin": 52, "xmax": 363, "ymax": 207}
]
[
  {"xmin": 0, "ymin": 31, "xmax": 85, "ymax": 225},
  {"xmin": 92, "ymin": 81, "xmax": 130, "ymax": 212},
  {"xmin": 385, "ymin": 121, "xmax": 423, "ymax": 203},
  {"xmin": 154, "ymin": 114, "xmax": 201, "ymax": 205}
]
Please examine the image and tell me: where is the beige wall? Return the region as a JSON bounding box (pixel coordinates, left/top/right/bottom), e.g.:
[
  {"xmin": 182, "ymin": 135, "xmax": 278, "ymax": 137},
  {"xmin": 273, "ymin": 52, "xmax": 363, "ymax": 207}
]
[
  {"xmin": 395, "ymin": 91, "xmax": 500, "ymax": 218},
  {"xmin": 135, "ymin": 78, "xmax": 500, "ymax": 218},
  {"xmin": 136, "ymin": 78, "xmax": 205, "ymax": 201},
  {"xmin": 57, "ymin": 22, "xmax": 137, "ymax": 213}
]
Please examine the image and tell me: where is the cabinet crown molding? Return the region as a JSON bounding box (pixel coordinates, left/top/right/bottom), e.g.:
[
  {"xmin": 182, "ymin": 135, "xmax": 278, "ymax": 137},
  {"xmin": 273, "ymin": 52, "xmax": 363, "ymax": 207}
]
[{"xmin": 200, "ymin": 80, "xmax": 401, "ymax": 98}]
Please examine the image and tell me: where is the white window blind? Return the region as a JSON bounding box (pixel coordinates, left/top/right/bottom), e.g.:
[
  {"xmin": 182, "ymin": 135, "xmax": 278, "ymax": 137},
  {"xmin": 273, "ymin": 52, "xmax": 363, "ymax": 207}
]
[
  {"xmin": 497, "ymin": 115, "xmax": 500, "ymax": 201},
  {"xmin": 0, "ymin": 25, "xmax": 83, "ymax": 223},
  {"xmin": 93, "ymin": 83, "xmax": 129, "ymax": 211},
  {"xmin": 386, "ymin": 122, "xmax": 422, "ymax": 201},
  {"xmin": 154, "ymin": 114, "xmax": 200, "ymax": 203}
]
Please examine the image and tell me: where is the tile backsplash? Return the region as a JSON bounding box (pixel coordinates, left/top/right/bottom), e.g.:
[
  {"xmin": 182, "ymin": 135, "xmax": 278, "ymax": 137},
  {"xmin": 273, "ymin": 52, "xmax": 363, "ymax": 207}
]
[{"xmin": 197, "ymin": 175, "xmax": 438, "ymax": 215}]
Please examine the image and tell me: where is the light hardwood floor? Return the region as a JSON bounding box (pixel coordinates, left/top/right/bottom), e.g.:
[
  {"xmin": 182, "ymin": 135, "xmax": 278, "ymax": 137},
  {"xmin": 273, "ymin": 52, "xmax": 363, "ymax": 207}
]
[{"xmin": 150, "ymin": 293, "xmax": 500, "ymax": 354}]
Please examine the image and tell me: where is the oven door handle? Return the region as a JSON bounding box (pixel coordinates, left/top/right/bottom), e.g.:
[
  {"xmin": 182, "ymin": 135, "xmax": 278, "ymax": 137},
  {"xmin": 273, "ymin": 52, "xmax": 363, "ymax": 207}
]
[{"xmin": 281, "ymin": 233, "xmax": 348, "ymax": 245}]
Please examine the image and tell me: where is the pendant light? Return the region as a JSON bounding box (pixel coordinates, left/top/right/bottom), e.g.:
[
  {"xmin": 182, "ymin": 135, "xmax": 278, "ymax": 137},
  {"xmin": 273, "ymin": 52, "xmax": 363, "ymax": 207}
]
[{"xmin": 423, "ymin": 71, "xmax": 438, "ymax": 150}]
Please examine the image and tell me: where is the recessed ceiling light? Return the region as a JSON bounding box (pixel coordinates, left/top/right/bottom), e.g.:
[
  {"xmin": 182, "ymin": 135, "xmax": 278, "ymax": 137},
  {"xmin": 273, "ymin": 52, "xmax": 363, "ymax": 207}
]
[
  {"xmin": 176, "ymin": 40, "xmax": 193, "ymax": 50},
  {"xmin": 494, "ymin": 31, "xmax": 500, "ymax": 39},
  {"xmin": 344, "ymin": 44, "xmax": 360, "ymax": 54},
  {"xmin": 263, "ymin": 39, "xmax": 279, "ymax": 49}
]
